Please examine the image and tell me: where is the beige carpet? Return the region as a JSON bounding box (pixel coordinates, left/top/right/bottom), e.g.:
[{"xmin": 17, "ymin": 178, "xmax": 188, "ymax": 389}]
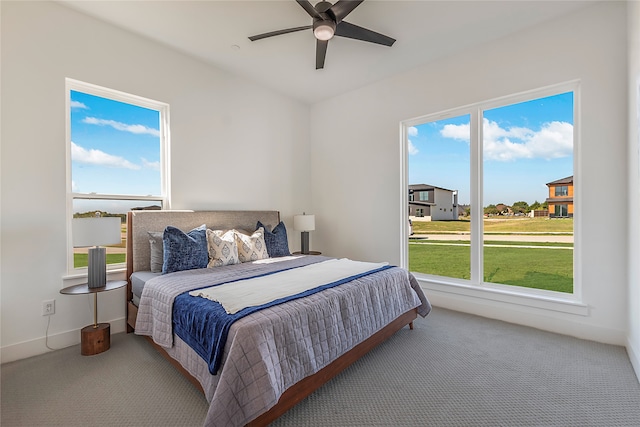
[{"xmin": 2, "ymin": 308, "xmax": 640, "ymax": 426}]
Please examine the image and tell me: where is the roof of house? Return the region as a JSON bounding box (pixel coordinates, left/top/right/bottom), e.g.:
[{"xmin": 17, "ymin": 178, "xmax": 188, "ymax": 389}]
[
  {"xmin": 409, "ymin": 183, "xmax": 456, "ymax": 193},
  {"xmin": 409, "ymin": 201, "xmax": 435, "ymax": 207},
  {"xmin": 546, "ymin": 175, "xmax": 573, "ymax": 186}
]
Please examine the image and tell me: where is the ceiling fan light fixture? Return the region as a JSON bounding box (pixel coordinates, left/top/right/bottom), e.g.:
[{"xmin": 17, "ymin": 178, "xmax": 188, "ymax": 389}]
[{"xmin": 313, "ymin": 20, "xmax": 336, "ymax": 41}]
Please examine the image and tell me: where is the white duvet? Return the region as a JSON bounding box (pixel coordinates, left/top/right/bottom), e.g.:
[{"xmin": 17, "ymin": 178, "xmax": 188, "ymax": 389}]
[{"xmin": 189, "ymin": 258, "xmax": 388, "ymax": 314}]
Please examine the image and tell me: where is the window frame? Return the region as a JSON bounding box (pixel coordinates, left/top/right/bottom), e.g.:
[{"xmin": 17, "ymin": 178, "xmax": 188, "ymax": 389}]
[
  {"xmin": 65, "ymin": 78, "xmax": 171, "ymax": 277},
  {"xmin": 400, "ymin": 80, "xmax": 584, "ymax": 312}
]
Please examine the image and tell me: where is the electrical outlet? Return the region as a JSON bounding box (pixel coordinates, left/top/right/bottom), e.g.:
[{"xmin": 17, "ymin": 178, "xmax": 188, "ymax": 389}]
[{"xmin": 42, "ymin": 299, "xmax": 55, "ymax": 316}]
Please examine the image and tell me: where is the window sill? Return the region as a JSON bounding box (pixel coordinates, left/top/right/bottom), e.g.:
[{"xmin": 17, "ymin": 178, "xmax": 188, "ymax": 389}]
[
  {"xmin": 62, "ymin": 267, "xmax": 126, "ymax": 287},
  {"xmin": 414, "ymin": 273, "xmax": 589, "ymax": 316}
]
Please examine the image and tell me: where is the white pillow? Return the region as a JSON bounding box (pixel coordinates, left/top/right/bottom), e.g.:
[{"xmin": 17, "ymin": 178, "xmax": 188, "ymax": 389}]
[
  {"xmin": 206, "ymin": 229, "xmax": 239, "ymax": 267},
  {"xmin": 234, "ymin": 227, "xmax": 269, "ymax": 263}
]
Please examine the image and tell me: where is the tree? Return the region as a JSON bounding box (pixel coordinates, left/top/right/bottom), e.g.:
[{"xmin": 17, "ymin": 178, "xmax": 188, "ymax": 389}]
[
  {"xmin": 511, "ymin": 201, "xmax": 529, "ymax": 214},
  {"xmin": 484, "ymin": 204, "xmax": 499, "ymax": 215}
]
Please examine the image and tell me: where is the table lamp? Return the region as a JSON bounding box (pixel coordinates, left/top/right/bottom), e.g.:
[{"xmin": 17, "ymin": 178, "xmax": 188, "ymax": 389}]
[
  {"xmin": 73, "ymin": 215, "xmax": 122, "ymax": 288},
  {"xmin": 293, "ymin": 213, "xmax": 315, "ymax": 255}
]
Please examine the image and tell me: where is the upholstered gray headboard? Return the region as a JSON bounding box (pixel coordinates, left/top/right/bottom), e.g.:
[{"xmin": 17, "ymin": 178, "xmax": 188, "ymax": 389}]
[{"xmin": 126, "ymin": 210, "xmax": 280, "ymax": 275}]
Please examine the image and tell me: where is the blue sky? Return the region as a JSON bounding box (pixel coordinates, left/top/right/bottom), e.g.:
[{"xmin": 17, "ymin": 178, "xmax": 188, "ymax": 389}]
[
  {"xmin": 408, "ymin": 92, "xmax": 574, "ymax": 206},
  {"xmin": 70, "ymin": 91, "xmax": 161, "ymax": 213}
]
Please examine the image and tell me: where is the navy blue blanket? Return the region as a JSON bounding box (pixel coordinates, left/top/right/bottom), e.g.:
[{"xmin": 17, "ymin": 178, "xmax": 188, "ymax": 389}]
[{"xmin": 172, "ymin": 263, "xmax": 392, "ymax": 375}]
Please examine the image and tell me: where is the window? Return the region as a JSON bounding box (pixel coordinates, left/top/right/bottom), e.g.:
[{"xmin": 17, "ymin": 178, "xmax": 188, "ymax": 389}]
[
  {"xmin": 66, "ymin": 79, "xmax": 169, "ymax": 273},
  {"xmin": 406, "ymin": 113, "xmax": 471, "ymax": 280},
  {"xmin": 404, "ymin": 82, "xmax": 576, "ymax": 296},
  {"xmin": 555, "ymin": 204, "xmax": 569, "ymax": 217}
]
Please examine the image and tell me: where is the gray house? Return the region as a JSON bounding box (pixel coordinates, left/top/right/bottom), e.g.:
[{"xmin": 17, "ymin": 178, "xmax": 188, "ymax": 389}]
[{"xmin": 409, "ymin": 184, "xmax": 458, "ymax": 221}]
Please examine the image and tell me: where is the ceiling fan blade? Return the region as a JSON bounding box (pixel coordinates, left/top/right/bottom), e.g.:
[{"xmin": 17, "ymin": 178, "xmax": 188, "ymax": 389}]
[
  {"xmin": 329, "ymin": 0, "xmax": 364, "ymax": 23},
  {"xmin": 335, "ymin": 21, "xmax": 395, "ymax": 46},
  {"xmin": 316, "ymin": 39, "xmax": 328, "ymax": 70},
  {"xmin": 248, "ymin": 25, "xmax": 312, "ymax": 41},
  {"xmin": 296, "ymin": 0, "xmax": 322, "ymax": 19}
]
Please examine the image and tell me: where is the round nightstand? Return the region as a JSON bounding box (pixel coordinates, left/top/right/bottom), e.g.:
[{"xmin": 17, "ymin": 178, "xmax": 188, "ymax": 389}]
[{"xmin": 60, "ymin": 280, "xmax": 126, "ymax": 356}]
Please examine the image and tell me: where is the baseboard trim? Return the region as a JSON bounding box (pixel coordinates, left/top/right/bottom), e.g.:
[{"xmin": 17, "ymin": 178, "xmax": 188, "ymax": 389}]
[
  {"xmin": 426, "ymin": 290, "xmax": 626, "ymax": 346},
  {"xmin": 627, "ymin": 337, "xmax": 640, "ymax": 384},
  {"xmin": 0, "ymin": 317, "xmax": 126, "ymax": 364}
]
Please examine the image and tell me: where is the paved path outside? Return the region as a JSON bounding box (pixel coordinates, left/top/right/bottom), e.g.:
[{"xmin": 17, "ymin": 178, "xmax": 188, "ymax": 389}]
[{"xmin": 412, "ymin": 233, "xmax": 573, "ymax": 243}]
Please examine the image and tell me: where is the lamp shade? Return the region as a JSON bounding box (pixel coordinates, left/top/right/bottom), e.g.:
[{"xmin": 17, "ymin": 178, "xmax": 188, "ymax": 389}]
[
  {"xmin": 293, "ymin": 214, "xmax": 315, "ymax": 232},
  {"xmin": 73, "ymin": 217, "xmax": 122, "ymax": 247}
]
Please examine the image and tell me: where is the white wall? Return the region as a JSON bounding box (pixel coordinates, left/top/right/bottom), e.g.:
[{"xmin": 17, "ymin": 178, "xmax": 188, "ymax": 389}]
[
  {"xmin": 310, "ymin": 2, "xmax": 630, "ymax": 345},
  {"xmin": 0, "ymin": 1, "xmax": 310, "ymax": 362},
  {"xmin": 627, "ymin": 0, "xmax": 640, "ymax": 380}
]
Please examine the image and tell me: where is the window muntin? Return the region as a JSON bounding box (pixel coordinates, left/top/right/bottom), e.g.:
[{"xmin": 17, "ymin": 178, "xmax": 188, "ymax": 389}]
[
  {"xmin": 405, "ymin": 83, "xmax": 576, "ymax": 296},
  {"xmin": 67, "ymin": 79, "xmax": 169, "ymax": 273}
]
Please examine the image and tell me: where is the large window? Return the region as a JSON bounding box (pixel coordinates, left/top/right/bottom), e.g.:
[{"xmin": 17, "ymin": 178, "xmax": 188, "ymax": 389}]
[
  {"xmin": 405, "ymin": 83, "xmax": 576, "ymax": 296},
  {"xmin": 66, "ymin": 79, "xmax": 169, "ymax": 273}
]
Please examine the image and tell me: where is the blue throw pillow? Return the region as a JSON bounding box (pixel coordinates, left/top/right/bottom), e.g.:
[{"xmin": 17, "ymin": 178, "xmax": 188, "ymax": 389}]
[
  {"xmin": 257, "ymin": 221, "xmax": 291, "ymax": 257},
  {"xmin": 162, "ymin": 225, "xmax": 208, "ymax": 274}
]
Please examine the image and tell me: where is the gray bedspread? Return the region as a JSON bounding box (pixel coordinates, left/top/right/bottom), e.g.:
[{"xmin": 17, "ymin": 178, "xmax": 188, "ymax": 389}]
[{"xmin": 135, "ymin": 256, "xmax": 431, "ymax": 426}]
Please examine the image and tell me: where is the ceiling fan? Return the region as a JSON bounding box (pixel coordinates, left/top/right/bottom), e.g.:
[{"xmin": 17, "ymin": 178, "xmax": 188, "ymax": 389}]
[{"xmin": 248, "ymin": 0, "xmax": 396, "ymax": 70}]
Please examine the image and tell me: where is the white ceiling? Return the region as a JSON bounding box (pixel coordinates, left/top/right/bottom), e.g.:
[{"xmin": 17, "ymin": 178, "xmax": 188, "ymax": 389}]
[{"xmin": 58, "ymin": 0, "xmax": 594, "ymax": 105}]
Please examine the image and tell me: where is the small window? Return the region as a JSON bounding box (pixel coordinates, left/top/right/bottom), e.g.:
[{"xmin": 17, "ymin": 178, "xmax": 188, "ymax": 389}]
[{"xmin": 66, "ymin": 79, "xmax": 169, "ymax": 273}]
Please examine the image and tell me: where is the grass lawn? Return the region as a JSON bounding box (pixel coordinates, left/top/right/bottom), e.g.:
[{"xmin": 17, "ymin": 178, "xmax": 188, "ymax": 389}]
[
  {"xmin": 409, "ymin": 242, "xmax": 573, "ymax": 293},
  {"xmin": 415, "ymin": 239, "xmax": 574, "ymax": 248},
  {"xmin": 74, "ymin": 253, "xmax": 125, "ymax": 268},
  {"xmin": 411, "ymin": 217, "xmax": 573, "ymax": 234}
]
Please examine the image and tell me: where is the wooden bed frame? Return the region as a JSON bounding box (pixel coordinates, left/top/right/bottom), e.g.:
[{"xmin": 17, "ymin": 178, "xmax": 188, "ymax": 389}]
[{"xmin": 125, "ymin": 210, "xmax": 417, "ymax": 426}]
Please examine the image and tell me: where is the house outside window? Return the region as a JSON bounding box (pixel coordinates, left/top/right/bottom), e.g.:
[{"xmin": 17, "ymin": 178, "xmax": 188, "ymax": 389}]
[
  {"xmin": 66, "ymin": 78, "xmax": 170, "ymax": 273},
  {"xmin": 408, "ymin": 184, "xmax": 458, "ymax": 220},
  {"xmin": 546, "ymin": 176, "xmax": 574, "ymax": 218}
]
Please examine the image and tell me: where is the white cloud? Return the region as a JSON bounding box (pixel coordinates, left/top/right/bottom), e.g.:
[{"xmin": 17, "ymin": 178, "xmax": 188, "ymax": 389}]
[
  {"xmin": 484, "ymin": 119, "xmax": 572, "ymax": 161},
  {"xmin": 69, "ymin": 99, "xmax": 89, "ymax": 110},
  {"xmin": 408, "ymin": 140, "xmax": 419, "ymax": 155},
  {"xmin": 82, "ymin": 117, "xmax": 160, "ymax": 137},
  {"xmin": 441, "ymin": 122, "xmax": 470, "ymax": 141},
  {"xmin": 440, "ymin": 119, "xmax": 573, "ymax": 161},
  {"xmin": 141, "ymin": 158, "xmax": 160, "ymax": 171},
  {"xmin": 70, "ymin": 100, "xmax": 89, "ymax": 109},
  {"xmin": 71, "ymin": 141, "xmax": 140, "ymax": 170},
  {"xmin": 406, "ymin": 126, "xmax": 419, "ymax": 155}
]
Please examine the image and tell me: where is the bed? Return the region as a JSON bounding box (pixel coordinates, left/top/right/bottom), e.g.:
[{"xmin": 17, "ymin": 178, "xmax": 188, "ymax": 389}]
[{"xmin": 125, "ymin": 210, "xmax": 431, "ymax": 426}]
